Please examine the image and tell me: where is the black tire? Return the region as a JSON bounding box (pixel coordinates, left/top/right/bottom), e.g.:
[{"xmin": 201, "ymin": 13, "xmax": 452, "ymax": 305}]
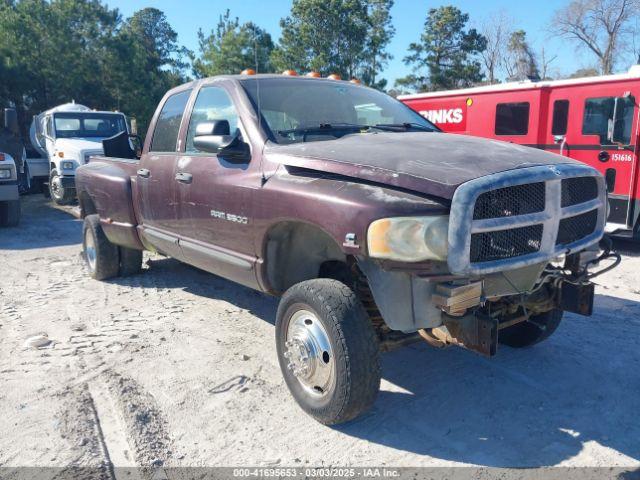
[
  {"xmin": 499, "ymin": 309, "xmax": 563, "ymax": 348},
  {"xmin": 276, "ymin": 279, "xmax": 381, "ymax": 425},
  {"xmin": 49, "ymin": 169, "xmax": 74, "ymax": 205},
  {"xmin": 0, "ymin": 200, "xmax": 20, "ymax": 227},
  {"xmin": 18, "ymin": 162, "xmax": 31, "ymax": 195},
  {"xmin": 119, "ymin": 247, "xmax": 143, "ymax": 276},
  {"xmin": 82, "ymin": 214, "xmax": 120, "ymax": 280}
]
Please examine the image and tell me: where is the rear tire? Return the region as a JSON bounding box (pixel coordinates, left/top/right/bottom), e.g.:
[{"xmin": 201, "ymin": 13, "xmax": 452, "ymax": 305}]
[
  {"xmin": 276, "ymin": 279, "xmax": 381, "ymax": 425},
  {"xmin": 83, "ymin": 214, "xmax": 119, "ymax": 280},
  {"xmin": 499, "ymin": 309, "xmax": 563, "ymax": 348},
  {"xmin": 49, "ymin": 169, "xmax": 74, "ymax": 205},
  {"xmin": 0, "ymin": 200, "xmax": 20, "ymax": 227},
  {"xmin": 119, "ymin": 247, "xmax": 143, "ymax": 276}
]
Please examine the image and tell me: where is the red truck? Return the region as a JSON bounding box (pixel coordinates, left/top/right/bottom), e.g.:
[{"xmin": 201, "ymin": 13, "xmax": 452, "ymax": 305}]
[
  {"xmin": 76, "ymin": 74, "xmax": 617, "ymax": 424},
  {"xmin": 399, "ymin": 67, "xmax": 640, "ymax": 239}
]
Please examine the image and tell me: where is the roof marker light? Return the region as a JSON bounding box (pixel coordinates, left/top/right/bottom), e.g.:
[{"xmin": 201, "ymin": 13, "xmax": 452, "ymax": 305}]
[
  {"xmin": 282, "ymin": 70, "xmax": 298, "ymax": 76},
  {"xmin": 241, "ymin": 68, "xmax": 256, "ymax": 75},
  {"xmin": 306, "ymin": 71, "xmax": 321, "ymax": 78},
  {"xmin": 327, "ymin": 73, "xmax": 342, "ymax": 80}
]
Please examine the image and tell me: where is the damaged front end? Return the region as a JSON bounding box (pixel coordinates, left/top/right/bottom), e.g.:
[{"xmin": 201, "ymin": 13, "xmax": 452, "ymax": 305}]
[
  {"xmin": 420, "ymin": 237, "xmax": 620, "ymax": 356},
  {"xmin": 359, "ymin": 163, "xmax": 621, "ymax": 356}
]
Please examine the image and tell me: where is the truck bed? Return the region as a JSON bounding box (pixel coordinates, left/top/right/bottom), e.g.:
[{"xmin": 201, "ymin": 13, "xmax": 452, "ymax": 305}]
[{"xmin": 75, "ymin": 155, "xmax": 143, "ymax": 250}]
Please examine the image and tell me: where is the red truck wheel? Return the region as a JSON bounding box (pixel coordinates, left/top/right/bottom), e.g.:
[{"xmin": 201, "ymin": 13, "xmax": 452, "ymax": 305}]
[
  {"xmin": 276, "ymin": 279, "xmax": 381, "ymax": 425},
  {"xmin": 82, "ymin": 214, "xmax": 120, "ymax": 280}
]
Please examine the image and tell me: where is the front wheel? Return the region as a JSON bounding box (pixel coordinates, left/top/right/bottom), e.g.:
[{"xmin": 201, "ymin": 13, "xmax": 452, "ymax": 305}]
[
  {"xmin": 276, "ymin": 279, "xmax": 381, "ymax": 425},
  {"xmin": 49, "ymin": 169, "xmax": 74, "ymax": 205},
  {"xmin": 499, "ymin": 309, "xmax": 563, "ymax": 348}
]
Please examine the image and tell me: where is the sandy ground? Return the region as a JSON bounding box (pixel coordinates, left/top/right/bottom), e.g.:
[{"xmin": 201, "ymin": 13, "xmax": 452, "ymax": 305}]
[{"xmin": 1, "ymin": 195, "xmax": 639, "ymax": 471}]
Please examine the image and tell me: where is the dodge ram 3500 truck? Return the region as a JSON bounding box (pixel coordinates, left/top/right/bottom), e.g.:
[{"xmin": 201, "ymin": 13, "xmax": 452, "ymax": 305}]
[{"xmin": 76, "ymin": 75, "xmax": 619, "ymax": 425}]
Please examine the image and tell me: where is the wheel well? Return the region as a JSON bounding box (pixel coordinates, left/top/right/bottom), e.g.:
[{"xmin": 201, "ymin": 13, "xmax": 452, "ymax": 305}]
[
  {"xmin": 265, "ymin": 222, "xmax": 347, "ymax": 293},
  {"xmin": 78, "ymin": 191, "xmax": 97, "ymax": 218}
]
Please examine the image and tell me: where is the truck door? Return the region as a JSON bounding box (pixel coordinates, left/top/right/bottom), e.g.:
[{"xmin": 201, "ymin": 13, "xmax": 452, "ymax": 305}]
[
  {"xmin": 136, "ymin": 88, "xmax": 191, "ymax": 258},
  {"xmin": 573, "ymin": 95, "xmax": 637, "ymax": 229},
  {"xmin": 173, "ymin": 85, "xmax": 259, "ymax": 289}
]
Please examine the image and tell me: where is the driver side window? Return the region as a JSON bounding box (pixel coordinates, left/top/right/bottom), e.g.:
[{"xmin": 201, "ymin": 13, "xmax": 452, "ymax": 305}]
[{"xmin": 186, "ymin": 86, "xmax": 239, "ymax": 153}]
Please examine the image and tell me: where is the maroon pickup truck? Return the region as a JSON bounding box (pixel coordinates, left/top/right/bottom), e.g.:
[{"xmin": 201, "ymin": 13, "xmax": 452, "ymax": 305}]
[{"xmin": 76, "ymin": 75, "xmax": 618, "ymax": 425}]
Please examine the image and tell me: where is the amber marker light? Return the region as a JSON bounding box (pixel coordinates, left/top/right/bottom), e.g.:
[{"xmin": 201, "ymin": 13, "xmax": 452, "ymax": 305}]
[
  {"xmin": 327, "ymin": 73, "xmax": 342, "ymax": 80},
  {"xmin": 282, "ymin": 69, "xmax": 298, "ymax": 76},
  {"xmin": 240, "ymin": 68, "xmax": 256, "ymax": 75},
  {"xmin": 466, "ymin": 98, "xmax": 473, "ymax": 107},
  {"xmin": 306, "ymin": 71, "xmax": 321, "ymax": 78},
  {"xmin": 350, "ymin": 78, "xmax": 361, "ymax": 84}
]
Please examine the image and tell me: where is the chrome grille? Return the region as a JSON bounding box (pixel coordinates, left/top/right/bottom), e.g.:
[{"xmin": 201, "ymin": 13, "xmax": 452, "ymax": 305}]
[
  {"xmin": 556, "ymin": 209, "xmax": 598, "ymax": 246},
  {"xmin": 448, "ymin": 165, "xmax": 606, "ymax": 275},
  {"xmin": 561, "ymin": 176, "xmax": 598, "ymax": 207},
  {"xmin": 473, "ymin": 182, "xmax": 545, "ymax": 220},
  {"xmin": 470, "ymin": 224, "xmax": 543, "ymax": 263}
]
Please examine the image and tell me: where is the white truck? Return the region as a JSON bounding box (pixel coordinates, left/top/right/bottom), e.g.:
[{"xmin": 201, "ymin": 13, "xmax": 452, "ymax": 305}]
[
  {"xmin": 0, "ymin": 151, "xmax": 20, "ymax": 227},
  {"xmin": 30, "ymin": 103, "xmax": 130, "ymax": 204}
]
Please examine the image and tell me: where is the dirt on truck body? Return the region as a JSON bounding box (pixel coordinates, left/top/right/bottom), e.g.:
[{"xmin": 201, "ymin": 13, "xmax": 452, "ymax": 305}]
[{"xmin": 75, "ymin": 74, "xmax": 619, "ymax": 425}]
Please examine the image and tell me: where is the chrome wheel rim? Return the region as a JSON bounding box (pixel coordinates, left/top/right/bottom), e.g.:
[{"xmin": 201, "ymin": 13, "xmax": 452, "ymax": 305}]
[
  {"xmin": 84, "ymin": 228, "xmax": 97, "ymax": 272},
  {"xmin": 284, "ymin": 309, "xmax": 335, "ymax": 398},
  {"xmin": 51, "ymin": 175, "xmax": 63, "ymax": 200}
]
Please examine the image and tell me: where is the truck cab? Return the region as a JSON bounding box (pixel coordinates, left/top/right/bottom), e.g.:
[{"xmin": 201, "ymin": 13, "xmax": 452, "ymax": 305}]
[{"xmin": 30, "ymin": 103, "xmax": 129, "ymax": 204}]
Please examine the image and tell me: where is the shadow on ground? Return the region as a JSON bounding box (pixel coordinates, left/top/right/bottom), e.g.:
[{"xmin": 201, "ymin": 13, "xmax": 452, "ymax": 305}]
[
  {"xmin": 10, "ymin": 197, "xmax": 640, "ymax": 467},
  {"xmin": 112, "ymin": 254, "xmax": 640, "ymax": 467},
  {"xmin": 0, "ymin": 194, "xmax": 81, "ymax": 250}
]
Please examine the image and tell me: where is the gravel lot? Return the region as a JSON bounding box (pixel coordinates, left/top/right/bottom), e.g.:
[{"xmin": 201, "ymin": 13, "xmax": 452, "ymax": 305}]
[{"xmin": 1, "ymin": 195, "xmax": 639, "ymax": 471}]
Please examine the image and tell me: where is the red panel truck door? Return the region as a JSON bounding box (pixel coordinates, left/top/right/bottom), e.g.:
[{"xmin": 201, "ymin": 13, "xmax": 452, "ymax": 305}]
[{"xmin": 557, "ymin": 85, "xmax": 638, "ymax": 230}]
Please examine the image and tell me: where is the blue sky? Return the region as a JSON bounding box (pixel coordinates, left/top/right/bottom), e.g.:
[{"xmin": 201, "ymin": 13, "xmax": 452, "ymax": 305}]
[{"xmin": 105, "ymin": 0, "xmax": 632, "ymax": 85}]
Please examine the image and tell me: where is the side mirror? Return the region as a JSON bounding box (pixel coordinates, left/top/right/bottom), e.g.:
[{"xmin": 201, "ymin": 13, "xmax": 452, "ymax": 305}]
[
  {"xmin": 4, "ymin": 108, "xmax": 18, "ymax": 135},
  {"xmin": 193, "ymin": 120, "xmax": 246, "ymax": 160}
]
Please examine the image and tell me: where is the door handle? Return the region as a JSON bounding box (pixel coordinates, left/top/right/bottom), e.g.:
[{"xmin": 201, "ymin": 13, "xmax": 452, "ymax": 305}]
[
  {"xmin": 175, "ymin": 172, "xmax": 193, "ymax": 184},
  {"xmin": 137, "ymin": 168, "xmax": 150, "ymax": 178}
]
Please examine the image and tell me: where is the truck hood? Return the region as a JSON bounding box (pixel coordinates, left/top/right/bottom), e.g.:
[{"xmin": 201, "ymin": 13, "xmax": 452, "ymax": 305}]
[
  {"xmin": 54, "ymin": 138, "xmax": 104, "ymax": 157},
  {"xmin": 266, "ymin": 132, "xmax": 580, "ymax": 200}
]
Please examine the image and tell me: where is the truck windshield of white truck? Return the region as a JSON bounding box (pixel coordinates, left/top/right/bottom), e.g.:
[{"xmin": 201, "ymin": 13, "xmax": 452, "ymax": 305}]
[{"xmin": 53, "ymin": 112, "xmax": 126, "ymax": 139}]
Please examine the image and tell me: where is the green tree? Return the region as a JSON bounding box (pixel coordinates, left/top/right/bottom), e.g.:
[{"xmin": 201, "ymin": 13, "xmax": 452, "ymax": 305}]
[
  {"xmin": 396, "ymin": 6, "xmax": 487, "ymax": 91},
  {"xmin": 271, "ymin": 0, "xmax": 370, "ymax": 79},
  {"xmin": 503, "ymin": 30, "xmax": 539, "ymax": 81},
  {"xmin": 193, "ymin": 10, "xmax": 274, "ymax": 77},
  {"xmin": 361, "ymin": 0, "xmax": 395, "ymax": 89},
  {"xmin": 109, "ymin": 7, "xmax": 189, "ymax": 136}
]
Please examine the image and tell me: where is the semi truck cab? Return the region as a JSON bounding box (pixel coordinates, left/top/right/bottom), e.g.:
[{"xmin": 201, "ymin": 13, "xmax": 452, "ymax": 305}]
[{"xmin": 30, "ymin": 103, "xmax": 129, "ymax": 204}]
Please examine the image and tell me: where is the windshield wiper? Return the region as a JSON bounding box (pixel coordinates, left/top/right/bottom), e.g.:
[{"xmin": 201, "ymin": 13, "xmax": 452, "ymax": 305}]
[
  {"xmin": 372, "ymin": 122, "xmax": 435, "ymax": 132},
  {"xmin": 277, "ymin": 123, "xmax": 367, "ymax": 136}
]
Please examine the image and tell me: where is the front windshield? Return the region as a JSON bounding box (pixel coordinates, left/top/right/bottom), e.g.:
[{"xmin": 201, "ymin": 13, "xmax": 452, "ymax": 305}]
[
  {"xmin": 240, "ymin": 77, "xmax": 438, "ymax": 144},
  {"xmin": 53, "ymin": 112, "xmax": 127, "ymax": 139}
]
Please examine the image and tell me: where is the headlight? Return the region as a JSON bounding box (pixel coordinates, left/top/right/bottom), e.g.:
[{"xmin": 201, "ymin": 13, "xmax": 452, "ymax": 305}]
[
  {"xmin": 61, "ymin": 161, "xmax": 75, "ymax": 170},
  {"xmin": 0, "ymin": 168, "xmax": 12, "ymax": 179},
  {"xmin": 368, "ymin": 215, "xmax": 449, "ymax": 262}
]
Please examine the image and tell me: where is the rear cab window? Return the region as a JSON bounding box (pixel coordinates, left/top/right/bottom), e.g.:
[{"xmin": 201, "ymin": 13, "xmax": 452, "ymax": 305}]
[
  {"xmin": 495, "ymin": 102, "xmax": 530, "ymax": 135},
  {"xmin": 150, "ymin": 89, "xmax": 192, "ymax": 152}
]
